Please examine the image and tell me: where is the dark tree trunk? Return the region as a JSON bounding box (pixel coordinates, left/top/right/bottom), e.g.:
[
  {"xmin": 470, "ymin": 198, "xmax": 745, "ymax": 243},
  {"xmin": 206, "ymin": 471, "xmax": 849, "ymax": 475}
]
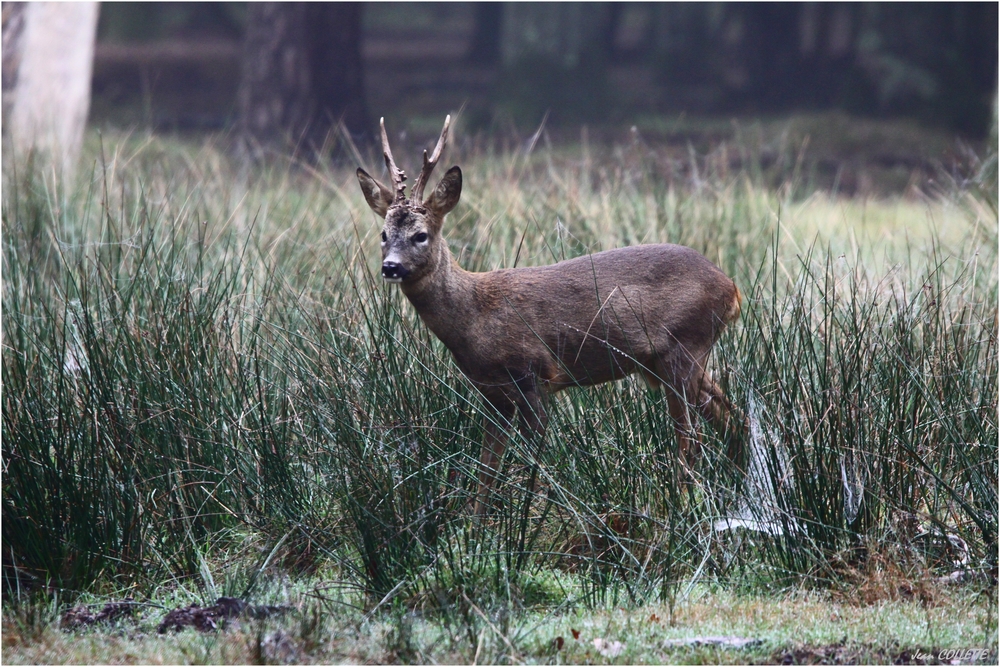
[
  {"xmin": 789, "ymin": 2, "xmax": 858, "ymax": 109},
  {"xmin": 739, "ymin": 3, "xmax": 804, "ymax": 111},
  {"xmin": 466, "ymin": 3, "xmax": 502, "ymax": 66},
  {"xmin": 238, "ymin": 2, "xmax": 368, "ymax": 157}
]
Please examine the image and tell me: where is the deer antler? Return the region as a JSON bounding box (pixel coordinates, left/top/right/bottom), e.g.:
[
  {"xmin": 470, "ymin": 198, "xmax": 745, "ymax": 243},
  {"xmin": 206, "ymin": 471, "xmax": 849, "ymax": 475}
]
[
  {"xmin": 411, "ymin": 115, "xmax": 451, "ymax": 203},
  {"xmin": 380, "ymin": 117, "xmax": 407, "ymax": 202}
]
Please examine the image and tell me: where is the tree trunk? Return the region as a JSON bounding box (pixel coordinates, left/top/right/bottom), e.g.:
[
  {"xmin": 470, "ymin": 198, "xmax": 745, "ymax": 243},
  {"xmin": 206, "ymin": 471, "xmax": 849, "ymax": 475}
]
[
  {"xmin": 4, "ymin": 1, "xmax": 100, "ymax": 176},
  {"xmin": 738, "ymin": 3, "xmax": 804, "ymax": 111},
  {"xmin": 2, "ymin": 3, "xmax": 27, "ymax": 125},
  {"xmin": 466, "ymin": 3, "xmax": 503, "ymax": 66},
  {"xmin": 238, "ymin": 2, "xmax": 368, "ymax": 158}
]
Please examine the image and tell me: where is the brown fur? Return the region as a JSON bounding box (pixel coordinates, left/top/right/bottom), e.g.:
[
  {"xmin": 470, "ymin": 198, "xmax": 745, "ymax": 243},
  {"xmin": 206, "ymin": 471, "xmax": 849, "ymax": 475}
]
[{"xmin": 358, "ymin": 117, "xmax": 743, "ymax": 513}]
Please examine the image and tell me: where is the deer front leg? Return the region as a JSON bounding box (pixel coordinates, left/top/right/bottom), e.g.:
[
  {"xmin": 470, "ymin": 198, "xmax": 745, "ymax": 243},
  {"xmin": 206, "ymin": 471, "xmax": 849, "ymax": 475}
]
[
  {"xmin": 474, "ymin": 383, "xmax": 549, "ymax": 515},
  {"xmin": 474, "ymin": 398, "xmax": 516, "ymax": 515},
  {"xmin": 516, "ymin": 388, "xmax": 549, "ymax": 442},
  {"xmin": 515, "ymin": 388, "xmax": 549, "ymax": 499}
]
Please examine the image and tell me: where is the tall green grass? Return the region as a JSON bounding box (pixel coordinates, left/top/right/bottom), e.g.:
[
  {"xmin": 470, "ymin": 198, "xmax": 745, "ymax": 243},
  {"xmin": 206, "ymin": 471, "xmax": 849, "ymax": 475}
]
[{"xmin": 2, "ymin": 131, "xmax": 995, "ymax": 619}]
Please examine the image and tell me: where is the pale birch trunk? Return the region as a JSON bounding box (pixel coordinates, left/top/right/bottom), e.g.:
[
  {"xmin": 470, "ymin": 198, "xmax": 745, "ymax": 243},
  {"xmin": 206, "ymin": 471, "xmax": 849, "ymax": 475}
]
[{"xmin": 5, "ymin": 2, "xmax": 100, "ymax": 177}]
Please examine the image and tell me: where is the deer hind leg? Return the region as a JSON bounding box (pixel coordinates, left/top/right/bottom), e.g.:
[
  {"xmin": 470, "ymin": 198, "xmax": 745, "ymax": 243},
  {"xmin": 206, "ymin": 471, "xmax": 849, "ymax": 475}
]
[
  {"xmin": 665, "ymin": 387, "xmax": 700, "ymax": 473},
  {"xmin": 657, "ymin": 340, "xmax": 747, "ymax": 479},
  {"xmin": 639, "ymin": 368, "xmax": 663, "ymax": 390},
  {"xmin": 691, "ymin": 369, "xmax": 731, "ymax": 427},
  {"xmin": 657, "ymin": 352, "xmax": 714, "ymax": 474},
  {"xmin": 692, "ymin": 370, "xmax": 747, "ymax": 473}
]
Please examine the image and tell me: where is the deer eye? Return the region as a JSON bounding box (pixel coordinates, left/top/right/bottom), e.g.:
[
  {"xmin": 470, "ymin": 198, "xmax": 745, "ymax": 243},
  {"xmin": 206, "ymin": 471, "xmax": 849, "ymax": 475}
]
[
  {"xmin": 413, "ymin": 232, "xmax": 428, "ymax": 244},
  {"xmin": 380, "ymin": 231, "xmax": 387, "ymax": 243}
]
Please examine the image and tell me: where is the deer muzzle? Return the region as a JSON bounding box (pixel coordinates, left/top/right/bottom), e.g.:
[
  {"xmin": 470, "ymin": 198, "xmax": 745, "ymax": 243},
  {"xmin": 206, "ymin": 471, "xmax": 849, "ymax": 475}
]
[{"xmin": 381, "ymin": 260, "xmax": 410, "ymax": 283}]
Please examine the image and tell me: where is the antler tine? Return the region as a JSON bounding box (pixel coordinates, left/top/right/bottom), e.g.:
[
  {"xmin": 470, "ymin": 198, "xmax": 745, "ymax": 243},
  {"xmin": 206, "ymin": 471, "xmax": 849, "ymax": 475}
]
[
  {"xmin": 411, "ymin": 115, "xmax": 451, "ymax": 202},
  {"xmin": 380, "ymin": 117, "xmax": 407, "ymax": 202}
]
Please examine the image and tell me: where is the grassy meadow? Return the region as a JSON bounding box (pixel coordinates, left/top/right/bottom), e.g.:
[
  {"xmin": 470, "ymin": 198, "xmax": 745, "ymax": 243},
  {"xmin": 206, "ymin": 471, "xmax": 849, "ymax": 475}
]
[{"xmin": 2, "ymin": 122, "xmax": 997, "ymax": 664}]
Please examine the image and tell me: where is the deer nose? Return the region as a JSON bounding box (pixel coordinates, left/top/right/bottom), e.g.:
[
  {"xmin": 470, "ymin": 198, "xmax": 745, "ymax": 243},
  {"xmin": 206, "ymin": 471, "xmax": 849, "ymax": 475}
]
[{"xmin": 382, "ymin": 261, "xmax": 410, "ymax": 281}]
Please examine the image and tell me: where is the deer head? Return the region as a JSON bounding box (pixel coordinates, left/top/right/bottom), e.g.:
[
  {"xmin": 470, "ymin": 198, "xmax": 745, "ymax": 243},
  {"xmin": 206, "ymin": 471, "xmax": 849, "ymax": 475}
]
[{"xmin": 356, "ymin": 116, "xmax": 462, "ymax": 284}]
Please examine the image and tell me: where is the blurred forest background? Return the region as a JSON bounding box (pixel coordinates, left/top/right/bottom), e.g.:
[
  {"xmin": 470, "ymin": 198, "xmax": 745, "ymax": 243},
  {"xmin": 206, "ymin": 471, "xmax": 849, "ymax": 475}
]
[
  {"xmin": 2, "ymin": 2, "xmax": 997, "ymax": 195},
  {"xmin": 88, "ymin": 2, "xmax": 996, "ymax": 136}
]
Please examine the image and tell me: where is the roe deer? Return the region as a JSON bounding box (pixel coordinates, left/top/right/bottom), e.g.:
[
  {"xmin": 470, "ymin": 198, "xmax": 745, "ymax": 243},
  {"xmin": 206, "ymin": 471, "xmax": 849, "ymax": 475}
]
[{"xmin": 357, "ymin": 116, "xmax": 743, "ymax": 513}]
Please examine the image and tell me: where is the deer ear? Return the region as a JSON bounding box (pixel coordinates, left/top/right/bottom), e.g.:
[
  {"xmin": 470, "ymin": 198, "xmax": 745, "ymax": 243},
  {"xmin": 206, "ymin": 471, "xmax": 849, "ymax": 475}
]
[
  {"xmin": 357, "ymin": 168, "xmax": 393, "ymax": 218},
  {"xmin": 425, "ymin": 166, "xmax": 462, "ymax": 216}
]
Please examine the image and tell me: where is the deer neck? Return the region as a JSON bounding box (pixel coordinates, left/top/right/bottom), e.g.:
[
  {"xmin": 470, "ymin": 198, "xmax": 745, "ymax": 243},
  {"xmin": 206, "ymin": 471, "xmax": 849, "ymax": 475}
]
[{"xmin": 400, "ymin": 243, "xmax": 477, "ymax": 348}]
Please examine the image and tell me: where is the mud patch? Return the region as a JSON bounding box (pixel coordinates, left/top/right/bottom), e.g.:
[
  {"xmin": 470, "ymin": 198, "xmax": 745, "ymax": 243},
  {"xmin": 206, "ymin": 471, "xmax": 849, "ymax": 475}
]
[
  {"xmin": 157, "ymin": 596, "xmax": 290, "ymax": 633},
  {"xmin": 60, "ymin": 599, "xmax": 137, "ymax": 629}
]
